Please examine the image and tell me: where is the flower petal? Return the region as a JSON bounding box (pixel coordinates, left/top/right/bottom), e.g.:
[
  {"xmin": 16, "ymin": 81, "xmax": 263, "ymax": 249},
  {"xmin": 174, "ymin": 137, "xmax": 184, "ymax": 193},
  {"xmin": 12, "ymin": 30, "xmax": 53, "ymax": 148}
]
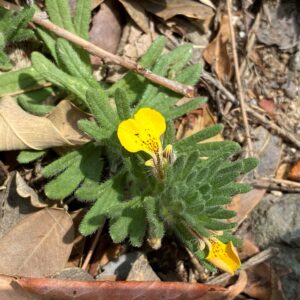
[
  {"xmin": 134, "ymin": 108, "xmax": 166, "ymax": 139},
  {"xmin": 205, "ymin": 238, "xmax": 241, "ymax": 275},
  {"xmin": 117, "ymin": 108, "xmax": 166, "ymax": 155},
  {"xmin": 117, "ymin": 119, "xmax": 152, "ymax": 153}
]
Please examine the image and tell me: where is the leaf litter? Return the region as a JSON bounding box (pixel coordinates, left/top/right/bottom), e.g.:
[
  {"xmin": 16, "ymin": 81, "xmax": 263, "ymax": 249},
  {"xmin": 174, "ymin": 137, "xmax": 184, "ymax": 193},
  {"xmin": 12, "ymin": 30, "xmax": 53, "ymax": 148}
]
[{"xmin": 0, "ymin": 0, "xmax": 299, "ymax": 298}]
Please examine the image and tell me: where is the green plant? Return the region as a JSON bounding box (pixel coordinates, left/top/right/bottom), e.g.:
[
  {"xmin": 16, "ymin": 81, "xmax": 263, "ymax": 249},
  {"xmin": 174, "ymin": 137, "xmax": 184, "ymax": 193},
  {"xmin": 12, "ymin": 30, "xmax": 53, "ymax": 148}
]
[
  {"xmin": 16, "ymin": 0, "xmax": 258, "ymax": 273},
  {"xmin": 0, "ymin": 6, "xmax": 35, "ymax": 70}
]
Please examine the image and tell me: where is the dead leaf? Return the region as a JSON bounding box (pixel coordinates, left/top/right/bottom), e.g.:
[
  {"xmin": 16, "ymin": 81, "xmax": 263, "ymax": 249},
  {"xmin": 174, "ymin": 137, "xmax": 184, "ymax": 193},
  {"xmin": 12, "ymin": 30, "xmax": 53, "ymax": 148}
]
[
  {"xmin": 0, "ymin": 208, "xmax": 74, "ymax": 277},
  {"xmin": 230, "ymin": 189, "xmax": 266, "ymax": 226},
  {"xmin": 176, "ymin": 104, "xmax": 223, "ymax": 143},
  {"xmin": 0, "ymin": 161, "xmax": 8, "ymax": 187},
  {"xmin": 16, "ymin": 277, "xmax": 230, "ymax": 300},
  {"xmin": 203, "ymin": 16, "xmax": 232, "ymax": 82},
  {"xmin": 288, "ymin": 158, "xmax": 300, "ymax": 182},
  {"xmin": 140, "ymin": 0, "xmax": 214, "ymax": 21},
  {"xmin": 89, "ymin": 0, "xmax": 122, "ymax": 66},
  {"xmin": 239, "ymin": 240, "xmax": 284, "ymax": 300},
  {"xmin": 0, "ymin": 96, "xmax": 90, "ymax": 151},
  {"xmin": 0, "ymin": 172, "xmax": 38, "ymax": 240},
  {"xmin": 275, "ymin": 163, "xmax": 290, "ymax": 179},
  {"xmin": 197, "ymin": 0, "xmax": 216, "ymax": 10},
  {"xmin": 119, "ymin": 0, "xmax": 150, "ymax": 33},
  {"xmin": 258, "ymin": 99, "xmax": 276, "ymax": 116},
  {"xmin": 226, "ymin": 271, "xmax": 248, "ymax": 299},
  {"xmin": 15, "ymin": 172, "xmax": 47, "ymax": 208}
]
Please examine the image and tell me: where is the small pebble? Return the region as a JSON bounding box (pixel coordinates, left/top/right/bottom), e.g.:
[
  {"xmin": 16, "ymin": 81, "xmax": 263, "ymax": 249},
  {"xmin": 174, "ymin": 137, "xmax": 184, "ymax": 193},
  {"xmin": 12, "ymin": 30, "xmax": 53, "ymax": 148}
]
[
  {"xmin": 239, "ymin": 31, "xmax": 246, "ymax": 38},
  {"xmin": 289, "ymin": 51, "xmax": 300, "ymax": 71},
  {"xmin": 271, "ymin": 190, "xmax": 283, "ymax": 197}
]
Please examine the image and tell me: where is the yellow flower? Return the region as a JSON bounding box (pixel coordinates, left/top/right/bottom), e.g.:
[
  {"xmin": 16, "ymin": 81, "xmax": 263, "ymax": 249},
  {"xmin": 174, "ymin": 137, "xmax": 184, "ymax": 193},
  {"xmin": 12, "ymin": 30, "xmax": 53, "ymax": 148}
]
[
  {"xmin": 205, "ymin": 238, "xmax": 241, "ymax": 275},
  {"xmin": 117, "ymin": 107, "xmax": 166, "ymax": 156}
]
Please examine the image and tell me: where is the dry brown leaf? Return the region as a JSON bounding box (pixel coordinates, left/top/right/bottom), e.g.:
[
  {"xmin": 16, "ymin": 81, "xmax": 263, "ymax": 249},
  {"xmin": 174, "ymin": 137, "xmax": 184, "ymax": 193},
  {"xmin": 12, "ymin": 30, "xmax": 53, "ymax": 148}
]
[
  {"xmin": 140, "ymin": 0, "xmax": 214, "ymax": 21},
  {"xmin": 176, "ymin": 105, "xmax": 223, "ymax": 143},
  {"xmin": 0, "ymin": 96, "xmax": 90, "ymax": 151},
  {"xmin": 239, "ymin": 240, "xmax": 285, "ymax": 300},
  {"xmin": 226, "ymin": 271, "xmax": 248, "ymax": 299},
  {"xmin": 287, "ymin": 158, "xmax": 300, "ymax": 182},
  {"xmin": 16, "ymin": 278, "xmax": 230, "ymax": 300},
  {"xmin": 119, "ymin": 0, "xmax": 150, "ymax": 33},
  {"xmin": 197, "ymin": 0, "xmax": 216, "ymax": 10},
  {"xmin": 15, "ymin": 172, "xmax": 47, "ymax": 208},
  {"xmin": 203, "ymin": 15, "xmax": 232, "ymax": 82},
  {"xmin": 229, "ymin": 189, "xmax": 266, "ymax": 226},
  {"xmin": 0, "ymin": 208, "xmax": 74, "ymax": 277},
  {"xmin": 89, "ymin": 0, "xmax": 122, "ymax": 66}
]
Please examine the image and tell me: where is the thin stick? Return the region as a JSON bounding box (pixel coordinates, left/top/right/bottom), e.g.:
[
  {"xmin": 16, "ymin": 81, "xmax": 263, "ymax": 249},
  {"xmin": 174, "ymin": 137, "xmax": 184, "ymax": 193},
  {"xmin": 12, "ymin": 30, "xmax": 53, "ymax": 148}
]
[
  {"xmin": 253, "ymin": 177, "xmax": 300, "ymax": 193},
  {"xmin": 246, "ymin": 105, "xmax": 300, "ymax": 149},
  {"xmin": 0, "ymin": 0, "xmax": 196, "ymax": 98},
  {"xmin": 202, "ymin": 71, "xmax": 300, "ymax": 150},
  {"xmin": 82, "ymin": 225, "xmax": 103, "ymax": 271},
  {"xmin": 226, "ymin": 0, "xmax": 254, "ymax": 157},
  {"xmin": 207, "ymin": 247, "xmax": 276, "ymax": 285}
]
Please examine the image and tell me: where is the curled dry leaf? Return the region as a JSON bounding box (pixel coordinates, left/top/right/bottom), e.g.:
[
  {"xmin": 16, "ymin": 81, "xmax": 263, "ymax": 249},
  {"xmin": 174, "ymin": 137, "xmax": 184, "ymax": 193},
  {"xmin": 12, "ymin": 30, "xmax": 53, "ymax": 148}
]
[
  {"xmin": 15, "ymin": 278, "xmax": 229, "ymax": 300},
  {"xmin": 119, "ymin": 0, "xmax": 150, "ymax": 33},
  {"xmin": 0, "ymin": 96, "xmax": 90, "ymax": 151},
  {"xmin": 0, "ymin": 208, "xmax": 74, "ymax": 277},
  {"xmin": 15, "ymin": 172, "xmax": 47, "ymax": 208},
  {"xmin": 202, "ymin": 16, "xmax": 232, "ymax": 82}
]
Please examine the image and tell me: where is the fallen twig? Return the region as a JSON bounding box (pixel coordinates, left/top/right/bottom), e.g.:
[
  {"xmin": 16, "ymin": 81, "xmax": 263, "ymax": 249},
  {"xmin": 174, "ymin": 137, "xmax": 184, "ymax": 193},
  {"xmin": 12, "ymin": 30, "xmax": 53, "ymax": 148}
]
[
  {"xmin": 226, "ymin": 0, "xmax": 254, "ymax": 157},
  {"xmin": 0, "ymin": 0, "xmax": 196, "ymax": 98},
  {"xmin": 253, "ymin": 177, "xmax": 300, "ymax": 193},
  {"xmin": 82, "ymin": 225, "xmax": 104, "ymax": 271},
  {"xmin": 201, "ymin": 71, "xmax": 300, "ymax": 150},
  {"xmin": 246, "ymin": 105, "xmax": 300, "ymax": 149}
]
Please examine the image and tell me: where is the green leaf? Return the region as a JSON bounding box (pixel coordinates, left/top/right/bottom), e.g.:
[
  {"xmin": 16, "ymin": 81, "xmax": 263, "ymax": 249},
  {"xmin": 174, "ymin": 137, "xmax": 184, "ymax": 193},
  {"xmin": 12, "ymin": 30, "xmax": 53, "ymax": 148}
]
[
  {"xmin": 17, "ymin": 150, "xmax": 47, "ymax": 164},
  {"xmin": 144, "ymin": 196, "xmax": 165, "ymax": 239},
  {"xmin": 43, "ymin": 150, "xmax": 80, "ymax": 177},
  {"xmin": 163, "ymin": 120, "xmax": 175, "ymax": 147},
  {"xmin": 4, "ymin": 6, "xmax": 35, "ymax": 42},
  {"xmin": 0, "ymin": 67, "xmax": 47, "ymax": 97},
  {"xmin": 86, "ymin": 89, "xmax": 118, "ymax": 129},
  {"xmin": 114, "ymin": 88, "xmax": 131, "ymax": 120},
  {"xmin": 31, "ymin": 52, "xmax": 89, "ymax": 103},
  {"xmin": 78, "ymin": 119, "xmax": 111, "ymax": 141},
  {"xmin": 17, "ymin": 87, "xmax": 55, "ymax": 116},
  {"xmin": 240, "ymin": 157, "xmax": 259, "ymax": 173},
  {"xmin": 174, "ymin": 124, "xmax": 223, "ymax": 152},
  {"xmin": 164, "ymin": 97, "xmax": 206, "ymax": 120},
  {"xmin": 45, "ymin": 160, "xmax": 85, "ymax": 200},
  {"xmin": 73, "ymin": 0, "xmax": 91, "ymax": 40},
  {"xmin": 80, "ymin": 179, "xmax": 121, "ymax": 235},
  {"xmin": 106, "ymin": 36, "xmax": 166, "ymax": 102},
  {"xmin": 176, "ymin": 64, "xmax": 202, "ymax": 85},
  {"xmin": 35, "ymin": 26, "xmax": 59, "ymax": 63},
  {"xmin": 56, "ymin": 38, "xmax": 92, "ymax": 81},
  {"xmin": 45, "ymin": 0, "xmax": 75, "ymax": 33}
]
